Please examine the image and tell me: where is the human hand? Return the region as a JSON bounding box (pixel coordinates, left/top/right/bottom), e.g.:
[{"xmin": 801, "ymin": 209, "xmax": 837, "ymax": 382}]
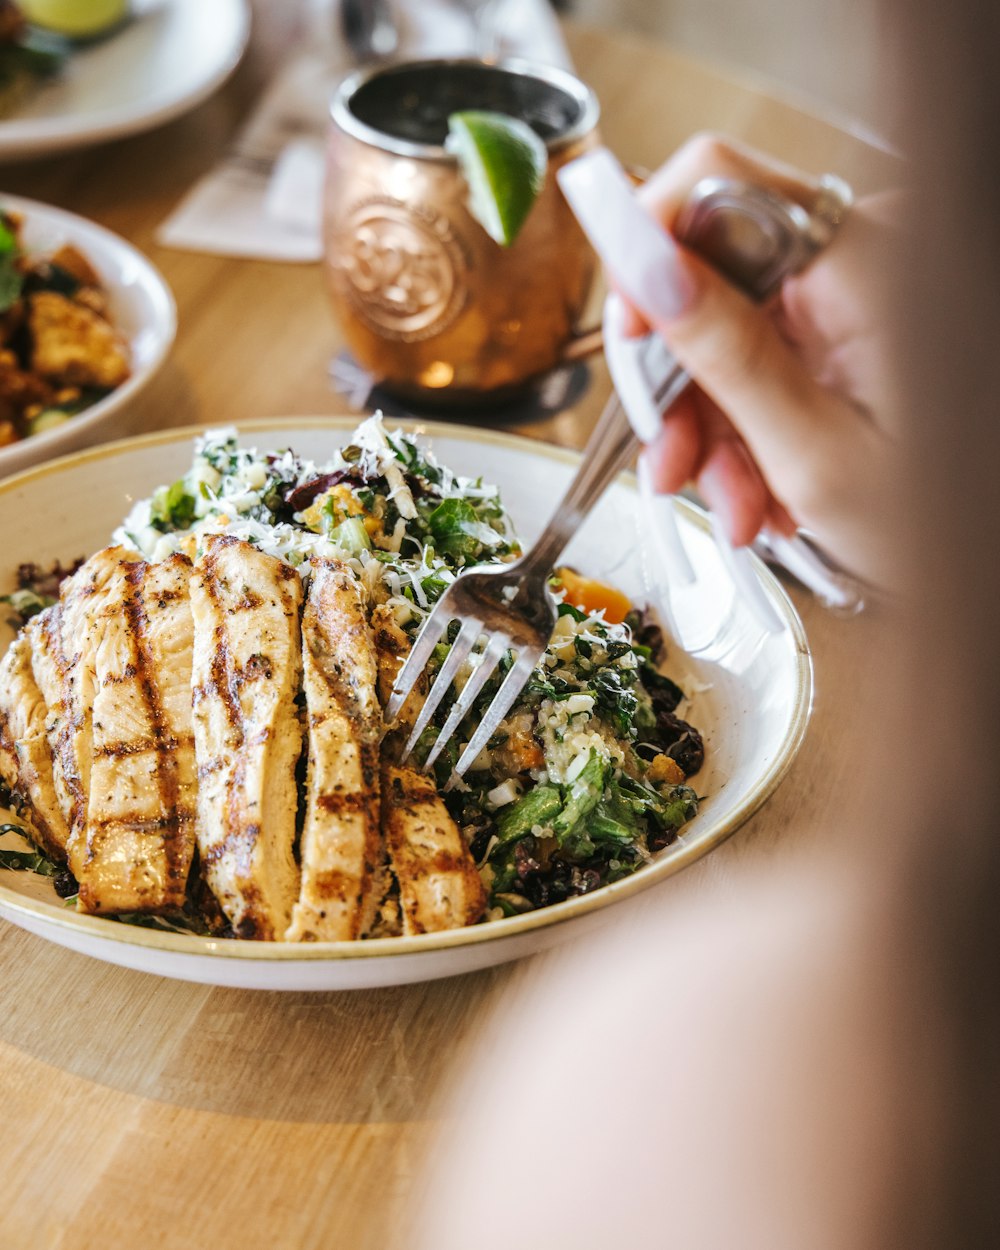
[{"xmin": 620, "ymin": 134, "xmax": 904, "ymax": 586}]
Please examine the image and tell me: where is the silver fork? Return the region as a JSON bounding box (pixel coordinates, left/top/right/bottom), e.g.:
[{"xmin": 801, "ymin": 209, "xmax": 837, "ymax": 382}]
[{"xmin": 384, "ymin": 394, "xmax": 639, "ymax": 779}]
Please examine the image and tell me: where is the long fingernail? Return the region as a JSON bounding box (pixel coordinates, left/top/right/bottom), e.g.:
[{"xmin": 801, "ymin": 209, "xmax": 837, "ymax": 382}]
[
  {"xmin": 558, "ymin": 147, "xmax": 693, "ymax": 322},
  {"xmin": 698, "ymin": 466, "xmax": 739, "ymax": 545}
]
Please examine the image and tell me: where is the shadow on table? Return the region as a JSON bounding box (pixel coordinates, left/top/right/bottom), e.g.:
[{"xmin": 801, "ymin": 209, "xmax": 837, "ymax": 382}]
[{"xmin": 0, "ymin": 927, "xmax": 518, "ymax": 1125}]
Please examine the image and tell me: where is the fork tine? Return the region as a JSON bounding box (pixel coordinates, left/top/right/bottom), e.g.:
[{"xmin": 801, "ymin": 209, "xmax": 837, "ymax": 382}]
[
  {"xmin": 384, "ymin": 607, "xmax": 451, "ymax": 725},
  {"xmin": 402, "ymin": 617, "xmax": 481, "ymax": 759},
  {"xmin": 422, "ymin": 632, "xmax": 508, "ymax": 773},
  {"xmin": 451, "ymin": 642, "xmax": 545, "ymax": 779}
]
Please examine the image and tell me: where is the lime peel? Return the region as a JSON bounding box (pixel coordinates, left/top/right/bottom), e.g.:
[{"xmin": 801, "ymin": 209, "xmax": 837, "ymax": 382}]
[
  {"xmin": 446, "ymin": 110, "xmax": 547, "ymax": 247},
  {"xmin": 20, "ymin": 0, "xmax": 128, "ymax": 37}
]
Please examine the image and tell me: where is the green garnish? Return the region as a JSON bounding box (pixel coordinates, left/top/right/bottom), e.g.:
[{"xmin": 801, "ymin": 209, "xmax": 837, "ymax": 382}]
[
  {"xmin": 0, "ymin": 826, "xmax": 60, "ymax": 877},
  {"xmin": 552, "ymin": 751, "xmax": 609, "ymax": 839},
  {"xmin": 150, "ymin": 478, "xmax": 198, "ymax": 530},
  {"xmin": 0, "ymin": 215, "xmax": 23, "ymax": 314},
  {"xmin": 326, "ymin": 514, "xmax": 371, "ymax": 555},
  {"xmin": 495, "ymin": 784, "xmax": 562, "ymax": 846}
]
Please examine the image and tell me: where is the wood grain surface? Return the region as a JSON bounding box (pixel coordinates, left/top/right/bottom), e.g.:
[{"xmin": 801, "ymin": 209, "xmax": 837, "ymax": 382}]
[{"xmin": 0, "ymin": 7, "xmax": 902, "ymax": 1248}]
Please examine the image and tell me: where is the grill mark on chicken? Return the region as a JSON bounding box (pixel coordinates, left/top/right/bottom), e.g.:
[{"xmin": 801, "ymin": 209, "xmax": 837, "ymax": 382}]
[
  {"xmin": 232, "ymin": 879, "xmax": 266, "ymax": 940},
  {"xmin": 286, "ymin": 558, "xmax": 384, "ymax": 942},
  {"xmin": 315, "ymin": 791, "xmax": 367, "ymax": 814},
  {"xmin": 76, "ymin": 552, "xmax": 197, "ymax": 914},
  {"xmin": 122, "ymin": 560, "xmax": 175, "ymax": 804},
  {"xmin": 92, "ymin": 815, "xmax": 187, "ymax": 833},
  {"xmin": 94, "ymin": 735, "xmax": 184, "ymax": 758},
  {"xmin": 36, "ymin": 605, "xmax": 87, "ymax": 840},
  {"xmin": 191, "ymin": 535, "xmax": 303, "ymax": 941},
  {"xmin": 100, "ymin": 664, "xmax": 137, "ymax": 684},
  {"xmin": 371, "ymin": 605, "xmax": 427, "ymax": 764},
  {"xmin": 371, "ymin": 606, "xmax": 415, "ymax": 727},
  {"xmin": 0, "ymin": 632, "xmax": 69, "ymax": 860}
]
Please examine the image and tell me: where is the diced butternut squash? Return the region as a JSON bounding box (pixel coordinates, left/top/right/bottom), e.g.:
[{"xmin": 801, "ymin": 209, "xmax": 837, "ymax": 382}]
[{"xmin": 554, "ymin": 566, "xmax": 632, "ymax": 624}]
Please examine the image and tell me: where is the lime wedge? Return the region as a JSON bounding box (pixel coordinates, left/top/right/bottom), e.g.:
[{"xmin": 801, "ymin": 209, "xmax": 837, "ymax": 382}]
[
  {"xmin": 19, "ymin": 0, "xmax": 128, "ymax": 37},
  {"xmin": 446, "ymin": 110, "xmax": 547, "ymax": 247}
]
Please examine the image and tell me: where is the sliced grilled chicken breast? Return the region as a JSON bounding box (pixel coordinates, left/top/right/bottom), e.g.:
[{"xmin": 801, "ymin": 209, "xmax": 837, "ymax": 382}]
[
  {"xmin": 190, "ymin": 535, "xmax": 304, "ymax": 940},
  {"xmin": 286, "ymin": 558, "xmax": 384, "ymax": 942},
  {"xmin": 380, "ymin": 761, "xmax": 486, "ymax": 935},
  {"xmin": 0, "ymin": 631, "xmax": 69, "ymax": 861},
  {"xmin": 27, "ymin": 546, "xmax": 134, "ymax": 879},
  {"xmin": 77, "ymin": 553, "xmax": 196, "ymax": 914},
  {"xmin": 371, "ymin": 605, "xmax": 486, "ymax": 935}
]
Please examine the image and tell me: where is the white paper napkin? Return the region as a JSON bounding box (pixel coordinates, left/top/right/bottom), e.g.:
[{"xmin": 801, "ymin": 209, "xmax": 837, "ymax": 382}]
[{"xmin": 156, "ymin": 0, "xmax": 572, "ymax": 263}]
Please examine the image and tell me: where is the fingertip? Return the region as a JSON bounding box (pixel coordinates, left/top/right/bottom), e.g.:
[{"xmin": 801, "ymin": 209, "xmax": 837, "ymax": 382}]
[
  {"xmin": 645, "ymin": 402, "xmax": 703, "ymax": 494},
  {"xmin": 609, "ymin": 282, "xmax": 652, "ymax": 338},
  {"xmin": 621, "ymin": 302, "xmax": 650, "ymax": 338},
  {"xmin": 630, "ymin": 245, "xmax": 703, "ymax": 333},
  {"xmin": 766, "ymin": 497, "xmax": 798, "ymax": 537},
  {"xmin": 697, "ymin": 440, "xmax": 769, "ymax": 547}
]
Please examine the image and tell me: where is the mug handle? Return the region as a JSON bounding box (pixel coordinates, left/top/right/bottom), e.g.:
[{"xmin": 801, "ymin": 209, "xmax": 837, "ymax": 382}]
[{"xmin": 555, "ymin": 164, "xmax": 650, "ymax": 365}]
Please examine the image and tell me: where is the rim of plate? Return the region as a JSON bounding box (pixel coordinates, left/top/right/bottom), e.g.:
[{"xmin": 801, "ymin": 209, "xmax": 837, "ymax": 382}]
[
  {"xmin": 0, "ymin": 194, "xmax": 177, "ymax": 477},
  {"xmin": 0, "ymin": 0, "xmax": 251, "ymax": 159},
  {"xmin": 0, "ymin": 416, "xmax": 814, "ymax": 963}
]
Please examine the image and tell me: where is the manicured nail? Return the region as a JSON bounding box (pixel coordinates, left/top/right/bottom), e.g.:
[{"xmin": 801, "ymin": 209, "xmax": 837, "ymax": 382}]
[
  {"xmin": 698, "ymin": 464, "xmax": 738, "ymax": 546},
  {"xmin": 558, "ymin": 147, "xmax": 692, "ymax": 322}
]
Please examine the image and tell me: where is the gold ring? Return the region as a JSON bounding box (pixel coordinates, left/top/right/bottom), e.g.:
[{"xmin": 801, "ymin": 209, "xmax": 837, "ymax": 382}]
[{"xmin": 805, "ymin": 173, "xmax": 854, "ymax": 252}]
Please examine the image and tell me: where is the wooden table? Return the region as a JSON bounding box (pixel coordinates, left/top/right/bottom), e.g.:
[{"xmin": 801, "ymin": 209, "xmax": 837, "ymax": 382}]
[{"xmin": 0, "ymin": 9, "xmax": 902, "ymax": 1249}]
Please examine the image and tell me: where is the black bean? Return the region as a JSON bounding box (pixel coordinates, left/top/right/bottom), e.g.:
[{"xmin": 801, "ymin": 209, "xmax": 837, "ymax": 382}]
[
  {"xmin": 656, "ymin": 712, "xmax": 705, "ymax": 776},
  {"xmin": 648, "ymin": 827, "xmax": 679, "ymax": 853},
  {"xmin": 469, "ymin": 829, "xmax": 493, "ymax": 862},
  {"xmin": 569, "ymin": 867, "xmax": 602, "ymax": 894},
  {"xmin": 53, "ymin": 869, "xmax": 78, "ymax": 899}
]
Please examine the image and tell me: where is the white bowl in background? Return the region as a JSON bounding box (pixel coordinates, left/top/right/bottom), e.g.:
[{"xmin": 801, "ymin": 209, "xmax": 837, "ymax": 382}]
[{"xmin": 0, "ymin": 193, "xmax": 176, "ymax": 479}]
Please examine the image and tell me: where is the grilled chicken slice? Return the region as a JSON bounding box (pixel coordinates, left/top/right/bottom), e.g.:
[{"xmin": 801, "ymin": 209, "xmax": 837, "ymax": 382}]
[
  {"xmin": 371, "ymin": 604, "xmax": 423, "ymax": 734},
  {"xmin": 0, "ymin": 631, "xmax": 69, "ymax": 861},
  {"xmin": 381, "ymin": 762, "xmax": 486, "ymax": 935},
  {"xmin": 76, "ymin": 554, "xmax": 196, "ymax": 914},
  {"xmin": 27, "ymin": 546, "xmax": 134, "ymax": 879},
  {"xmin": 286, "ymin": 559, "xmax": 384, "ymax": 942},
  {"xmin": 371, "ymin": 605, "xmax": 486, "ymax": 934},
  {"xmin": 190, "ymin": 535, "xmax": 304, "ymax": 940}
]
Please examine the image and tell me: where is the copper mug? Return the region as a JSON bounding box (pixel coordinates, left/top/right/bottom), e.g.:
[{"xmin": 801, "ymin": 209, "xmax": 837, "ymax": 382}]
[{"xmin": 324, "ymin": 58, "xmax": 601, "ymax": 404}]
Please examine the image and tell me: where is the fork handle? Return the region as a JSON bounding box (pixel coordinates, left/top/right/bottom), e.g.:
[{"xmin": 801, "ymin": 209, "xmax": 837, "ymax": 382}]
[{"xmin": 517, "ymin": 395, "xmax": 639, "ymax": 582}]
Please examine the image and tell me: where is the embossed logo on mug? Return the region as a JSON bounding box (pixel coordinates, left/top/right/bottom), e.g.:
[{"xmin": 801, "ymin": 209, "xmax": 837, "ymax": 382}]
[{"xmin": 333, "ymin": 198, "xmax": 467, "ymax": 342}]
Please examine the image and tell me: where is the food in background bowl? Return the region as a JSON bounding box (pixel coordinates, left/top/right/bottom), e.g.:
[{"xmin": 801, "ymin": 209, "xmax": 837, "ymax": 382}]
[
  {"xmin": 0, "ymin": 0, "xmax": 64, "ymax": 116},
  {"xmin": 0, "ymin": 203, "xmax": 131, "ymax": 447}
]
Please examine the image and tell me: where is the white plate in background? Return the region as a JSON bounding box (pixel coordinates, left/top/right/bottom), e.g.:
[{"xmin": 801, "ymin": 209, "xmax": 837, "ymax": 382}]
[
  {"xmin": 0, "ymin": 194, "xmax": 176, "ymax": 478},
  {"xmin": 0, "ymin": 418, "xmax": 813, "ymax": 989},
  {"xmin": 0, "ymin": 0, "xmax": 250, "ymax": 160}
]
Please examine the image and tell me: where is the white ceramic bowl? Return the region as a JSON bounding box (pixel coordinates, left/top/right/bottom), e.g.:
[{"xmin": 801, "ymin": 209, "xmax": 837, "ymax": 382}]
[
  {"xmin": 0, "ymin": 0, "xmax": 251, "ymax": 161},
  {"xmin": 0, "ymin": 194, "xmax": 176, "ymax": 479},
  {"xmin": 0, "ymin": 418, "xmax": 813, "ymax": 989}
]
